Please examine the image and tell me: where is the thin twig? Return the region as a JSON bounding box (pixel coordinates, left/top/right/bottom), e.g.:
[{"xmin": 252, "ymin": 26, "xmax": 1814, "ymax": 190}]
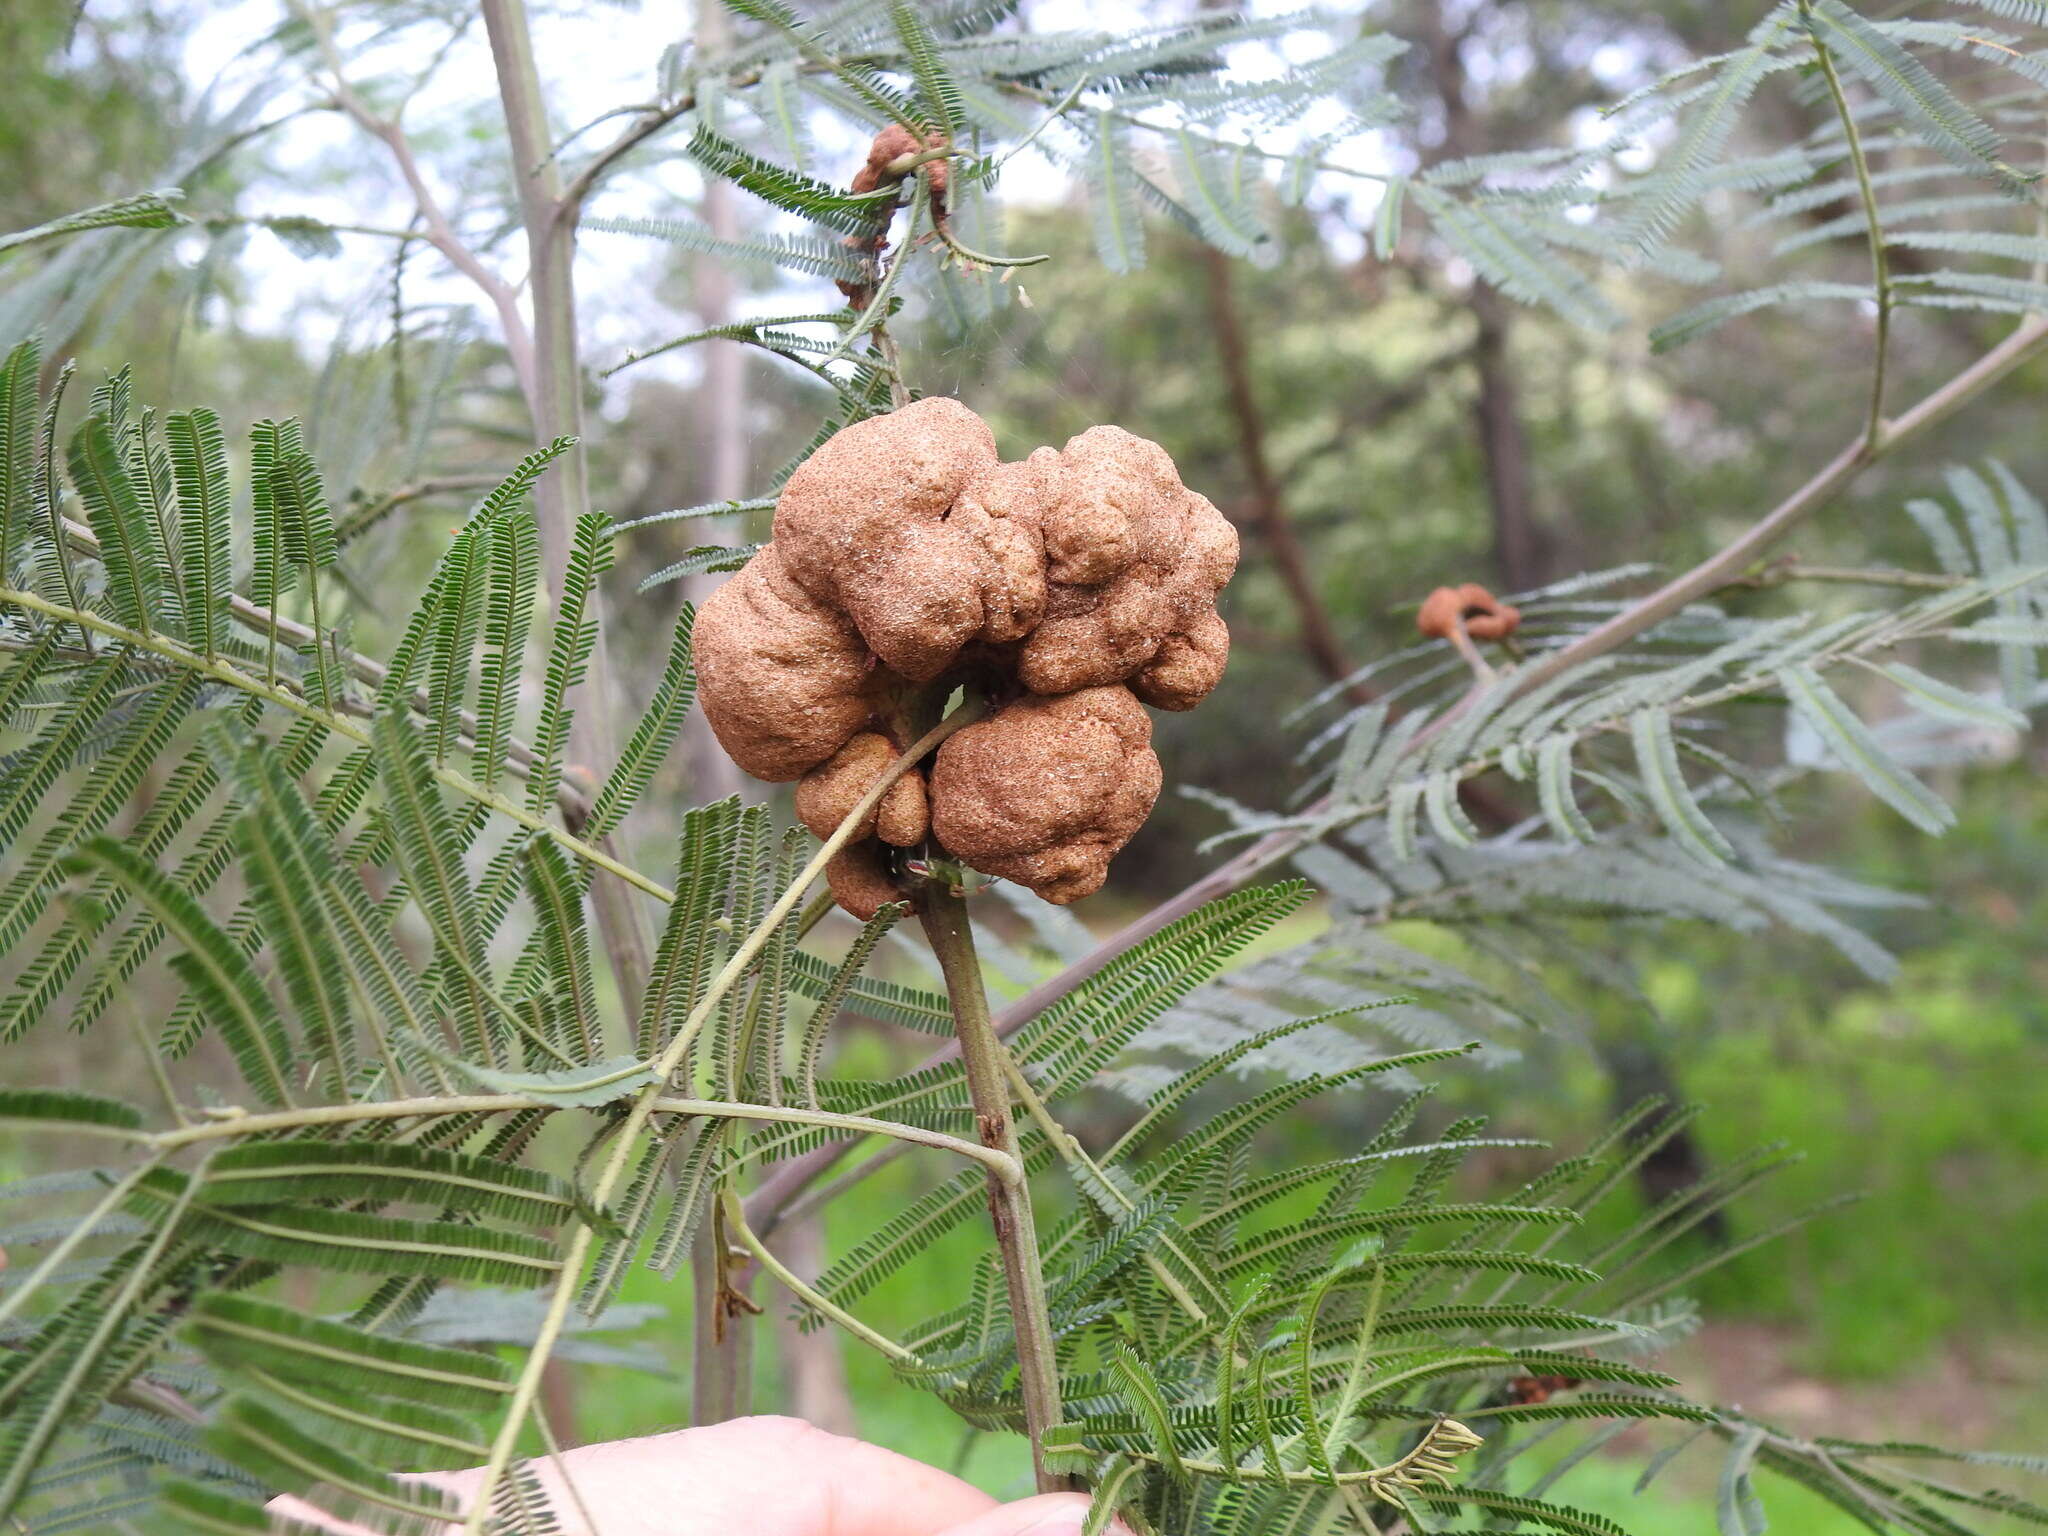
[
  {"xmin": 722, "ymin": 1190, "xmax": 916, "ymax": 1362},
  {"xmin": 307, "ymin": 8, "xmax": 537, "ymax": 402},
  {"xmin": 917, "ymin": 882, "xmax": 1078, "ymax": 1495},
  {"xmin": 1728, "ymin": 559, "xmax": 1965, "ymax": 592},
  {"xmin": 1803, "ymin": 0, "xmax": 1892, "ymax": 448}
]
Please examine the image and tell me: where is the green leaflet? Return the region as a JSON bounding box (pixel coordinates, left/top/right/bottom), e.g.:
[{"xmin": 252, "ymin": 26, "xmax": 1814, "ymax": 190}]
[
  {"xmin": 1411, "ymin": 181, "xmax": 1619, "ymax": 331},
  {"xmin": 1650, "ymin": 281, "xmax": 1872, "ymax": 352},
  {"xmin": 446, "ymin": 1054, "xmax": 659, "ymax": 1108},
  {"xmin": 370, "ymin": 713, "xmax": 498, "ymax": 1063},
  {"xmin": 794, "ymin": 903, "xmax": 908, "ymax": 1104},
  {"xmin": 1387, "ymin": 777, "xmax": 1426, "ymax": 862},
  {"xmin": 636, "ymin": 540, "xmax": 764, "ymax": 587},
  {"xmin": 1617, "ymin": 5, "xmax": 1798, "ymax": 252},
  {"xmin": 1423, "ymin": 770, "xmax": 1479, "ymax": 848},
  {"xmin": 203, "ymin": 1140, "xmax": 576, "ymax": 1226},
  {"xmin": 159, "ymin": 1479, "xmax": 273, "ymax": 1535},
  {"xmin": 787, "ymin": 945, "xmax": 949, "ymax": 1035},
  {"xmin": 200, "ymin": 1397, "xmax": 457, "ymax": 1524},
  {"xmin": 1804, "ymin": 0, "xmax": 2033, "ymax": 196},
  {"xmin": 66, "ymin": 412, "xmax": 173, "ymax": 637},
  {"xmin": 585, "ymin": 602, "xmax": 696, "ymax": 839},
  {"xmin": 164, "ymin": 408, "xmax": 231, "ymax": 658},
  {"xmin": 528, "ymin": 511, "xmax": 611, "ymax": 818},
  {"xmin": 640, "ymin": 797, "xmax": 747, "ymax": 1057},
  {"xmin": 1090, "ymin": 110, "xmax": 1147, "ymax": 273},
  {"xmin": 1631, "ymin": 708, "xmax": 1736, "ymax": 865},
  {"xmin": 522, "ymin": 838, "xmax": 597, "ymax": 1061},
  {"xmin": 685, "ymin": 124, "xmax": 900, "ymax": 236},
  {"xmin": 1420, "ymin": 1486, "xmax": 1631, "ymax": 1536},
  {"xmin": 588, "ymin": 215, "xmax": 867, "ymax": 280},
  {"xmin": 1718, "ymin": 1423, "xmax": 1770, "ymax": 1536},
  {"xmin": 472, "ymin": 512, "xmax": 539, "ymax": 796},
  {"xmin": 0, "ymin": 1089, "xmax": 143, "ymax": 1136},
  {"xmin": 1373, "ymin": 176, "xmax": 1405, "ymax": 258},
  {"xmin": 1779, "ymin": 665, "xmax": 1956, "ymax": 834},
  {"xmin": 0, "ymin": 336, "xmax": 38, "ymax": 573},
  {"xmin": 889, "ymin": 0, "xmax": 963, "ymax": 139},
  {"xmin": 129, "ymin": 1168, "xmax": 561, "ymax": 1286},
  {"xmin": 184, "ymin": 1293, "xmax": 512, "ymax": 1411},
  {"xmin": 1173, "ymin": 129, "xmax": 1273, "ymax": 264},
  {"xmin": 1876, "ymin": 660, "xmax": 2026, "ymax": 729},
  {"xmin": 0, "ymin": 190, "xmax": 186, "ymax": 254},
  {"xmin": 1110, "ymin": 1344, "xmax": 1188, "ymax": 1480},
  {"xmin": 233, "ymin": 776, "xmax": 357, "ymax": 1095},
  {"xmin": 61, "ymin": 837, "xmax": 296, "ymax": 1106},
  {"xmin": 1536, "ymin": 733, "xmax": 1597, "ymax": 843}
]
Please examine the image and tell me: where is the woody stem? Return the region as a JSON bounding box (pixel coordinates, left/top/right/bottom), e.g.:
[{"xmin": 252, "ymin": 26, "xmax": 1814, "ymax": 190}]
[{"xmin": 917, "ymin": 884, "xmax": 1076, "ymax": 1494}]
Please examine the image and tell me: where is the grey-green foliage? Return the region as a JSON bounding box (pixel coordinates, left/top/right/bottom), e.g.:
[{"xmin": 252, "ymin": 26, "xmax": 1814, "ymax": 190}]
[{"xmin": 1142, "ymin": 474, "xmax": 2047, "ymax": 1099}]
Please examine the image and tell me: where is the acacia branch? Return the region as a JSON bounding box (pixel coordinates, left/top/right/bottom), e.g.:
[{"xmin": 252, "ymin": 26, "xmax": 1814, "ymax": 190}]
[
  {"xmin": 918, "ymin": 884, "xmax": 1076, "ymax": 1495},
  {"xmin": 1509, "ymin": 312, "xmax": 2048, "ymax": 700},
  {"xmin": 53, "ymin": 515, "xmax": 591, "ymax": 824}
]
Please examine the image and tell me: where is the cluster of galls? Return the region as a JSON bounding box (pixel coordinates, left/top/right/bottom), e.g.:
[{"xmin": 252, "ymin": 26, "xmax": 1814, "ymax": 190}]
[{"xmin": 693, "ymin": 397, "xmax": 1237, "ymax": 916}]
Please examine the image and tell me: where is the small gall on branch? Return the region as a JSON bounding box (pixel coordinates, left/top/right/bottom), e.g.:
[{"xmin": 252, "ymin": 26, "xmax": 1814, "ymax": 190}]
[
  {"xmin": 692, "ymin": 397, "xmax": 1238, "ymax": 915},
  {"xmin": 839, "ymin": 124, "xmax": 951, "ymax": 307},
  {"xmin": 1417, "ymin": 583, "xmax": 1522, "ymax": 642}
]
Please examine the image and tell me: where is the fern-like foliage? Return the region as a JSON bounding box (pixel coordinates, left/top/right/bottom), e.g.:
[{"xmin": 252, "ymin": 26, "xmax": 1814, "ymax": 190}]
[{"xmin": 1147, "ymin": 470, "xmax": 2047, "ymax": 1096}]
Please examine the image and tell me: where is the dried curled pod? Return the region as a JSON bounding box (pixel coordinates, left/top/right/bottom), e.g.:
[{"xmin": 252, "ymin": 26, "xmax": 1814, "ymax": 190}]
[
  {"xmin": 1417, "ymin": 582, "xmax": 1522, "ymax": 643},
  {"xmin": 690, "ymin": 397, "xmax": 1236, "ymax": 911}
]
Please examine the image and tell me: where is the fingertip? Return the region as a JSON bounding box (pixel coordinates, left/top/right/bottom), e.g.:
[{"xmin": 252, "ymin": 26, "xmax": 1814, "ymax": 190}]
[{"xmin": 933, "ymin": 1490, "xmax": 1131, "ymax": 1536}]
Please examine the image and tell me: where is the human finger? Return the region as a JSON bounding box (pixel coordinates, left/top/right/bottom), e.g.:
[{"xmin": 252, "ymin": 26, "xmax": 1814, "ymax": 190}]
[
  {"xmin": 933, "ymin": 1492, "xmax": 1134, "ymax": 1536},
  {"xmin": 270, "ymin": 1416, "xmax": 1000, "ymax": 1536}
]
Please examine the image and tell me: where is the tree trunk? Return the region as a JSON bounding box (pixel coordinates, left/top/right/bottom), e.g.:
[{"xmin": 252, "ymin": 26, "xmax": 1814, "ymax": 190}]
[
  {"xmin": 1419, "ymin": 3, "xmax": 1554, "ymax": 592},
  {"xmin": 1197, "ymin": 245, "xmax": 1364, "ymax": 694}
]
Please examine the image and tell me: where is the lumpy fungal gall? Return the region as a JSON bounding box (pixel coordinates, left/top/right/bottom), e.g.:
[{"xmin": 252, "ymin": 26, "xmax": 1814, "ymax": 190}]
[{"xmin": 691, "ymin": 398, "xmax": 1237, "ymax": 913}]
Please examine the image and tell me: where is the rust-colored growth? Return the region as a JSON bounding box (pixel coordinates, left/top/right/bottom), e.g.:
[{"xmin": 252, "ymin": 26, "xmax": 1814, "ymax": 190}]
[
  {"xmin": 839, "ymin": 124, "xmax": 951, "ymax": 305},
  {"xmin": 1417, "ymin": 582, "xmax": 1522, "ymax": 643},
  {"xmin": 795, "ymin": 731, "xmax": 930, "ymax": 849},
  {"xmin": 1018, "ymin": 427, "xmax": 1238, "ymax": 709},
  {"xmin": 849, "ymin": 123, "xmax": 951, "ymax": 202},
  {"xmin": 690, "ymin": 398, "xmax": 1236, "ymax": 911},
  {"xmin": 1504, "ymin": 1372, "xmax": 1582, "ymax": 1406},
  {"xmin": 930, "ymin": 686, "xmax": 1163, "ymax": 906},
  {"xmin": 795, "ymin": 731, "xmax": 931, "ymax": 921}
]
